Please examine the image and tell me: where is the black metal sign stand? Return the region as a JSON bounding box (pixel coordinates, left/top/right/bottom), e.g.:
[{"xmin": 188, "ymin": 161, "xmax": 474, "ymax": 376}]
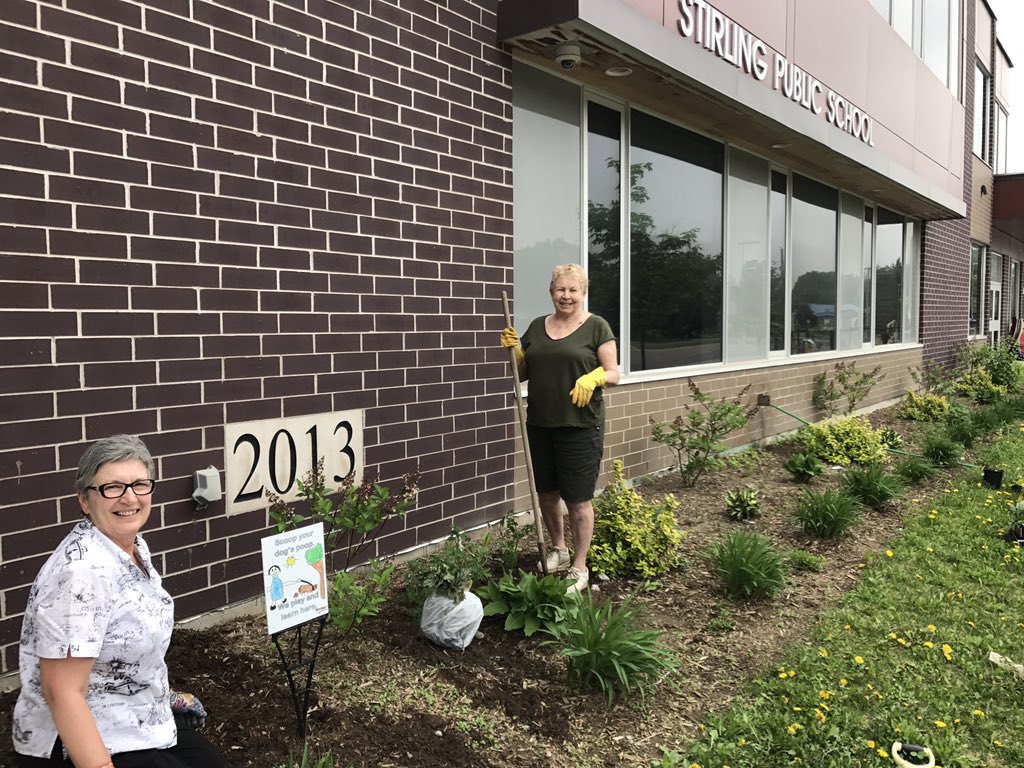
[{"xmin": 271, "ymin": 614, "xmax": 328, "ymax": 737}]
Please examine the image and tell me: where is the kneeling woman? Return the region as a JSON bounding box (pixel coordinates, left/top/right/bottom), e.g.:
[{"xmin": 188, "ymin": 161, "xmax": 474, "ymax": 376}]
[{"xmin": 13, "ymin": 434, "xmax": 223, "ymax": 768}]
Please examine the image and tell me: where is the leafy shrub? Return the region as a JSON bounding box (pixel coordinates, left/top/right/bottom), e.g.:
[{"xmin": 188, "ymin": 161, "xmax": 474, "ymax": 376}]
[
  {"xmin": 944, "ymin": 405, "xmax": 979, "ymax": 448},
  {"xmin": 972, "ymin": 337, "xmax": 1024, "ymax": 390},
  {"xmin": 329, "ymin": 559, "xmax": 395, "ymax": 635},
  {"xmin": 896, "ymin": 390, "xmax": 950, "ymax": 421},
  {"xmin": 490, "ymin": 512, "xmax": 532, "ymax": 575},
  {"xmin": 403, "ymin": 527, "xmax": 492, "ymax": 609},
  {"xmin": 954, "ymin": 367, "xmax": 1007, "ymax": 404},
  {"xmin": 724, "ymin": 487, "xmax": 761, "ymax": 521},
  {"xmin": 477, "ymin": 570, "xmax": 579, "ymax": 637},
  {"xmin": 894, "ymin": 455, "xmax": 937, "ymax": 483},
  {"xmin": 590, "ymin": 460, "xmax": 683, "ymax": 578},
  {"xmin": 544, "ymin": 591, "xmax": 679, "ymax": 706},
  {"xmin": 840, "ymin": 463, "xmax": 902, "ymax": 509},
  {"xmin": 794, "ymin": 488, "xmax": 863, "ymax": 538},
  {"xmin": 908, "ymin": 360, "xmax": 954, "ymax": 394},
  {"xmin": 708, "ymin": 531, "xmax": 787, "ymax": 600},
  {"xmin": 878, "ymin": 426, "xmax": 903, "ymax": 449},
  {"xmin": 785, "ymin": 550, "xmax": 827, "ymax": 572},
  {"xmin": 783, "ymin": 451, "xmax": 824, "ymax": 483},
  {"xmin": 921, "ymin": 430, "xmax": 963, "ymax": 467},
  {"xmin": 803, "ymin": 416, "xmax": 886, "ymax": 466},
  {"xmin": 812, "ymin": 361, "xmax": 885, "ymax": 416},
  {"xmin": 649, "ymin": 380, "xmax": 756, "ymax": 487}
]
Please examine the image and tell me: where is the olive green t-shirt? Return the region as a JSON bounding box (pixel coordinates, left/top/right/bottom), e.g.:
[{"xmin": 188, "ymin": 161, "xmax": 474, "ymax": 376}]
[{"xmin": 522, "ymin": 314, "xmax": 616, "ymax": 428}]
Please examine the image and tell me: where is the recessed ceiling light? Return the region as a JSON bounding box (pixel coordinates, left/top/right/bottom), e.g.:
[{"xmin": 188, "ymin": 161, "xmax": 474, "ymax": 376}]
[
  {"xmin": 770, "ymin": 142, "xmax": 791, "ymax": 149},
  {"xmin": 604, "ymin": 66, "xmax": 633, "ymax": 77}
]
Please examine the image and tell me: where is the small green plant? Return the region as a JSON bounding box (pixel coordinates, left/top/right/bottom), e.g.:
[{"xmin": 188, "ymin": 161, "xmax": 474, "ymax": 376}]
[
  {"xmin": 894, "ymin": 455, "xmax": 937, "ymax": 483},
  {"xmin": 840, "ymin": 463, "xmax": 902, "ymax": 509},
  {"xmin": 921, "ymin": 430, "xmax": 963, "ymax": 467},
  {"xmin": 590, "ymin": 461, "xmax": 684, "ymax": 578},
  {"xmin": 477, "ymin": 570, "xmax": 580, "ymax": 637},
  {"xmin": 490, "ymin": 512, "xmax": 532, "ymax": 574},
  {"xmin": 961, "ymin": 337, "xmax": 1024, "ymax": 390},
  {"xmin": 724, "ymin": 487, "xmax": 761, "ymax": 520},
  {"xmin": 783, "ymin": 451, "xmax": 824, "ymax": 483},
  {"xmin": 896, "ymin": 390, "xmax": 950, "ymax": 421},
  {"xmin": 275, "ymin": 746, "xmax": 337, "ymax": 768},
  {"xmin": 652, "ymin": 747, "xmax": 685, "ymax": 767},
  {"xmin": 543, "ymin": 590, "xmax": 679, "ymax": 705},
  {"xmin": 945, "ymin": 404, "xmax": 980, "ymax": 448},
  {"xmin": 708, "ymin": 531, "xmax": 787, "ymax": 600},
  {"xmin": 403, "ymin": 527, "xmax": 492, "ymax": 610},
  {"xmin": 650, "ymin": 380, "xmax": 757, "ymax": 487},
  {"xmin": 794, "ymin": 488, "xmax": 863, "ymax": 538},
  {"xmin": 706, "ymin": 605, "xmax": 735, "ymax": 632},
  {"xmin": 803, "ymin": 416, "xmax": 887, "ymax": 466},
  {"xmin": 785, "ymin": 549, "xmax": 827, "ymax": 572},
  {"xmin": 878, "ymin": 426, "xmax": 903, "ymax": 449},
  {"xmin": 813, "ymin": 361, "xmax": 885, "ymax": 416},
  {"xmin": 329, "ymin": 559, "xmax": 395, "ymax": 635},
  {"xmin": 908, "ymin": 360, "xmax": 953, "ymax": 394}
]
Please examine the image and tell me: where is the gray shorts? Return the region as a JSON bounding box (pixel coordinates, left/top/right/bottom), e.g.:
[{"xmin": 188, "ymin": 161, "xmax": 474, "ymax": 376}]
[{"xmin": 526, "ymin": 423, "xmax": 605, "ymax": 503}]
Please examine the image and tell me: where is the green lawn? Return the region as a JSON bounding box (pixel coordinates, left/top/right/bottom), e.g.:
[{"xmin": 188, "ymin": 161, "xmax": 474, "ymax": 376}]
[{"xmin": 680, "ymin": 427, "xmax": 1024, "ymax": 768}]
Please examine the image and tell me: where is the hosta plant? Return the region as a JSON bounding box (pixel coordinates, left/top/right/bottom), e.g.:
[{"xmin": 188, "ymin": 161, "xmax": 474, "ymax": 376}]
[
  {"xmin": 878, "ymin": 426, "xmax": 903, "ymax": 450},
  {"xmin": 794, "ymin": 488, "xmax": 863, "ymax": 538},
  {"xmin": 840, "ymin": 463, "xmax": 902, "ymax": 509},
  {"xmin": 543, "ymin": 590, "xmax": 679, "ymax": 705},
  {"xmin": 708, "ymin": 531, "xmax": 787, "ymax": 600},
  {"xmin": 590, "ymin": 461, "xmax": 683, "ymax": 578},
  {"xmin": 724, "ymin": 487, "xmax": 761, "ymax": 521},
  {"xmin": 477, "ymin": 570, "xmax": 579, "ymax": 637},
  {"xmin": 783, "ymin": 451, "xmax": 824, "ymax": 483}
]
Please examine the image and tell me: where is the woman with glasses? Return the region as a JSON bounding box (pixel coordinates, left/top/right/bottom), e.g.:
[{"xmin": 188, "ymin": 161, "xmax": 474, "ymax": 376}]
[{"xmin": 12, "ymin": 434, "xmax": 223, "ymax": 768}]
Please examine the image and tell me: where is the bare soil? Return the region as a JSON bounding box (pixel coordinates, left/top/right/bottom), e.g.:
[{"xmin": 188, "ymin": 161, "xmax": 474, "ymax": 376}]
[{"xmin": 0, "ymin": 403, "xmax": 970, "ymax": 767}]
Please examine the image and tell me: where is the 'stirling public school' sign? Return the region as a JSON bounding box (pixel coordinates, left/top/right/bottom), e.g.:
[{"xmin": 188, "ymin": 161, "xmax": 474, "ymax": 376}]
[{"xmin": 677, "ymin": 0, "xmax": 876, "ymax": 146}]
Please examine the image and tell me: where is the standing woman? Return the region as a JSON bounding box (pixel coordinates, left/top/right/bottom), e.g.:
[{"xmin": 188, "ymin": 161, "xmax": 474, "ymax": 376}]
[
  {"xmin": 13, "ymin": 434, "xmax": 223, "ymax": 768},
  {"xmin": 500, "ymin": 264, "xmax": 620, "ymax": 593}
]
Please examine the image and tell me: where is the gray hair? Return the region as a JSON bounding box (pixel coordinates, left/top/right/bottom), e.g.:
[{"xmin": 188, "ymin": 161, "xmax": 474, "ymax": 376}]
[
  {"xmin": 549, "ymin": 263, "xmax": 588, "ymax": 294},
  {"xmin": 74, "ymin": 434, "xmax": 156, "ymax": 493}
]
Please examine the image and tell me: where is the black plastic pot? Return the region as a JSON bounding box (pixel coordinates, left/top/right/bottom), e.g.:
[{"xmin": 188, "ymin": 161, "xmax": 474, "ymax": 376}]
[{"xmin": 983, "ymin": 467, "xmax": 1005, "ymax": 489}]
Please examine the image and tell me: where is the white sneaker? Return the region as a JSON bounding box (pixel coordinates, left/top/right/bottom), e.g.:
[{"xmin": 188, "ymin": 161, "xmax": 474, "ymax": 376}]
[
  {"xmin": 565, "ymin": 567, "xmax": 589, "ymax": 595},
  {"xmin": 537, "ymin": 547, "xmax": 571, "ymax": 573}
]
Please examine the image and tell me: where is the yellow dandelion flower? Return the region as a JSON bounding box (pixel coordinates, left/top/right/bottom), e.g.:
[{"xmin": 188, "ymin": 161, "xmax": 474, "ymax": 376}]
[
  {"xmin": 935, "ymin": 720, "xmax": 947, "ymax": 728},
  {"xmin": 840, "ymin": 678, "xmax": 848, "ymax": 686},
  {"xmin": 923, "ymin": 641, "xmax": 934, "ymax": 648},
  {"xmin": 877, "ymin": 748, "xmax": 889, "ymax": 758},
  {"xmin": 854, "ymin": 656, "xmax": 865, "ymax": 664},
  {"xmin": 819, "ymin": 690, "xmax": 832, "ymax": 700},
  {"xmin": 927, "ymin": 625, "xmax": 936, "ymax": 632},
  {"xmin": 788, "ymin": 670, "xmax": 795, "ymax": 677},
  {"xmin": 886, "ymin": 550, "xmax": 894, "ymax": 557},
  {"xmin": 888, "ymin": 632, "xmax": 898, "ymax": 639},
  {"xmin": 927, "ymin": 547, "xmax": 934, "ymax": 552},
  {"xmin": 737, "ymin": 738, "xmax": 747, "ymax": 746},
  {"xmin": 819, "ymin": 648, "xmax": 829, "ymax": 657},
  {"xmin": 898, "ymin": 638, "xmax": 908, "ymax": 646},
  {"xmin": 867, "ymin": 740, "xmax": 875, "ymax": 748}
]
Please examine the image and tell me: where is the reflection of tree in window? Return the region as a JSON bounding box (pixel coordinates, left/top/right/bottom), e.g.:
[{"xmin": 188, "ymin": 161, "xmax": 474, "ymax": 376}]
[
  {"xmin": 874, "ymin": 207, "xmax": 903, "ymax": 344},
  {"xmin": 790, "ymin": 175, "xmax": 837, "ymax": 354},
  {"xmin": 587, "ymin": 102, "xmax": 621, "ymax": 341},
  {"xmin": 616, "ymin": 110, "xmax": 723, "ymax": 371}
]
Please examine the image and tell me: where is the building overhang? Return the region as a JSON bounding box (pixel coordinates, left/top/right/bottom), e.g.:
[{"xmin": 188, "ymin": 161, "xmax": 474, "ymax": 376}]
[
  {"xmin": 994, "ymin": 174, "xmax": 1024, "ymax": 243},
  {"xmin": 498, "ymin": 0, "xmax": 967, "ymax": 221}
]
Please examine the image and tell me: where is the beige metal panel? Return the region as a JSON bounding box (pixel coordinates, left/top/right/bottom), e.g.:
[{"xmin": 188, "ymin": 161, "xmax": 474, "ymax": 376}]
[
  {"xmin": 793, "ymin": 0, "xmax": 870, "ymax": 107},
  {"xmin": 995, "ymin": 43, "xmax": 1012, "ymax": 106},
  {"xmin": 711, "ymin": 0, "xmax": 790, "ymax": 54},
  {"xmin": 976, "ymin": 0, "xmax": 993, "ymax": 63}
]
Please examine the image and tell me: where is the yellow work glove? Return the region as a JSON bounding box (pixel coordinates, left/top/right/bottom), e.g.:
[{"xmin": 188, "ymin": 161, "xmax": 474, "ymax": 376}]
[
  {"xmin": 499, "ymin": 326, "xmax": 524, "ymax": 365},
  {"xmin": 570, "ymin": 367, "xmax": 606, "ymax": 408}
]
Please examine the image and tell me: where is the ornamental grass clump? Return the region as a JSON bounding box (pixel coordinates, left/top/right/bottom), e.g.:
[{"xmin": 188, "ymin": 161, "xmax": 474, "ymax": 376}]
[
  {"xmin": 543, "ymin": 590, "xmax": 679, "ymax": 706},
  {"xmin": 590, "ymin": 460, "xmax": 683, "ymax": 578},
  {"xmin": 895, "ymin": 455, "xmax": 937, "ymax": 484},
  {"xmin": 649, "ymin": 379, "xmax": 756, "ymax": 487},
  {"xmin": 708, "ymin": 531, "xmax": 787, "ymax": 600},
  {"xmin": 802, "ymin": 416, "xmax": 886, "ymax": 466},
  {"xmin": 783, "ymin": 451, "xmax": 824, "ymax": 483},
  {"xmin": 794, "ymin": 488, "xmax": 863, "ymax": 538},
  {"xmin": 921, "ymin": 430, "xmax": 963, "ymax": 467},
  {"xmin": 840, "ymin": 463, "xmax": 902, "ymax": 509}
]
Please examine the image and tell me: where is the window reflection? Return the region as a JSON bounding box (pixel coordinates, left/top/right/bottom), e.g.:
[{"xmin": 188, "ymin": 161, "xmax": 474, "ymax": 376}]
[
  {"xmin": 875, "ymin": 207, "xmax": 903, "ymax": 344},
  {"xmin": 790, "ymin": 175, "xmax": 837, "ymax": 354},
  {"xmin": 770, "ymin": 172, "xmax": 787, "ymax": 352},
  {"xmin": 626, "ymin": 110, "xmax": 723, "ymax": 370},
  {"xmin": 586, "ymin": 102, "xmax": 622, "ymax": 343}
]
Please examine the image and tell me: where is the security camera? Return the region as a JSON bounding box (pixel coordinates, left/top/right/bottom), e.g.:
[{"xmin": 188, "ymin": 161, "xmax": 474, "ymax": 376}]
[{"xmin": 555, "ymin": 42, "xmax": 582, "ymax": 70}]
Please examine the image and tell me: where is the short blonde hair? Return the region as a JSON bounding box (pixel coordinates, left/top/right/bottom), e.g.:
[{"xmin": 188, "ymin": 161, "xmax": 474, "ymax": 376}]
[{"xmin": 549, "ymin": 263, "xmax": 588, "ymax": 294}]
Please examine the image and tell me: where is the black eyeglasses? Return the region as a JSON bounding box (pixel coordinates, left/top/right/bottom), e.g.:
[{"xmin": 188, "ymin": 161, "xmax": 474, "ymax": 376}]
[{"xmin": 85, "ymin": 480, "xmax": 157, "ymax": 499}]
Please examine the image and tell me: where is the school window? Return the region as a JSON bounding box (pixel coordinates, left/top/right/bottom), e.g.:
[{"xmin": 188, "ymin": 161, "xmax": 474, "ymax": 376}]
[
  {"xmin": 974, "ymin": 63, "xmax": 990, "ymax": 161},
  {"xmin": 969, "ymin": 244, "xmax": 985, "ymax": 336}
]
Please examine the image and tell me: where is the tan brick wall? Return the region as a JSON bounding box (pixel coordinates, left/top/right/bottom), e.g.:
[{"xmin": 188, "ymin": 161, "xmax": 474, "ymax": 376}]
[{"xmin": 511, "ymin": 346, "xmax": 923, "ymax": 510}]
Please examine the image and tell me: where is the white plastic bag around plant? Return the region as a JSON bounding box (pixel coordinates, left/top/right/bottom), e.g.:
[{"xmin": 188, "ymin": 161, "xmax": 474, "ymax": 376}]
[{"xmin": 420, "ymin": 591, "xmax": 483, "ymax": 651}]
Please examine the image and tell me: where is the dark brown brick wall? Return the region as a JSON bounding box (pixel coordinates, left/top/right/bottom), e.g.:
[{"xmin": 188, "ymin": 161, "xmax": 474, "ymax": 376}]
[{"xmin": 0, "ymin": 0, "xmax": 513, "ymax": 674}]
